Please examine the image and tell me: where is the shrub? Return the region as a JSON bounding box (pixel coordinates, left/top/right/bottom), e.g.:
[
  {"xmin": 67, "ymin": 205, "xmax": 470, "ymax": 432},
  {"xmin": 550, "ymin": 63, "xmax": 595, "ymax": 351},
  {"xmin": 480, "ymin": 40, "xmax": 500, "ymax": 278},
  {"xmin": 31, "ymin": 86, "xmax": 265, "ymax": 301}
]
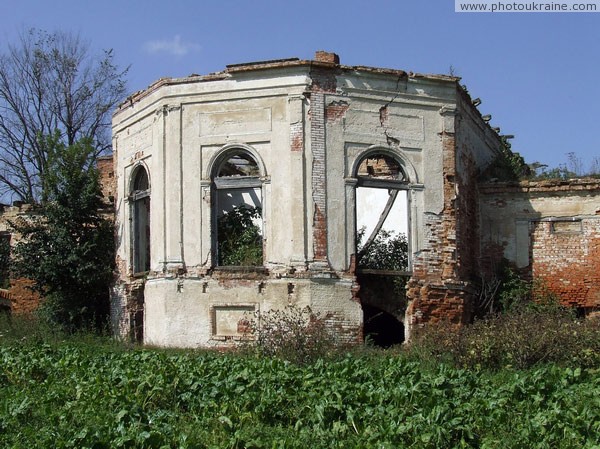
[
  {"xmin": 409, "ymin": 307, "xmax": 600, "ymax": 370},
  {"xmin": 245, "ymin": 305, "xmax": 340, "ymax": 364}
]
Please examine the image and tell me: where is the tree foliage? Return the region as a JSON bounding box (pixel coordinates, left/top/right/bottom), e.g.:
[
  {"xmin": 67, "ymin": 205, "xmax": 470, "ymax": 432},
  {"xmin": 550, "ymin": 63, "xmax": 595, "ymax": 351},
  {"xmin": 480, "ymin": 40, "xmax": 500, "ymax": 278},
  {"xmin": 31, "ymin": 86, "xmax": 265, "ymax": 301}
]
[
  {"xmin": 0, "ymin": 29, "xmax": 128, "ymax": 203},
  {"xmin": 0, "ymin": 235, "xmax": 9, "ymax": 289},
  {"xmin": 357, "ymin": 228, "xmax": 408, "ymax": 271},
  {"xmin": 217, "ymin": 205, "xmax": 263, "ymax": 266},
  {"xmin": 10, "ymin": 135, "xmax": 114, "ymax": 330}
]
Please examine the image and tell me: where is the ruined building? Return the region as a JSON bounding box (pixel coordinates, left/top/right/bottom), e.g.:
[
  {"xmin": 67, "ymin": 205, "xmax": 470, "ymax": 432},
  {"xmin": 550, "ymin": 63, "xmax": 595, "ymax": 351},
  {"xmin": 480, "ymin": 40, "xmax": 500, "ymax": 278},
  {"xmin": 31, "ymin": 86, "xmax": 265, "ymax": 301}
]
[{"xmin": 110, "ymin": 51, "xmax": 600, "ymax": 347}]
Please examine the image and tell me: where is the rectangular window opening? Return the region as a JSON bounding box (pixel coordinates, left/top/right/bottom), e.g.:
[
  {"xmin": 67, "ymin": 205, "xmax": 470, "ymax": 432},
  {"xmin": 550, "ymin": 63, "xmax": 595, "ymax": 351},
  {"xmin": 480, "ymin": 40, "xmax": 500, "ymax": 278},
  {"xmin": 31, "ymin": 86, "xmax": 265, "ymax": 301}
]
[
  {"xmin": 356, "ymin": 187, "xmax": 409, "ymax": 273},
  {"xmin": 216, "ymin": 187, "xmax": 263, "ymax": 266}
]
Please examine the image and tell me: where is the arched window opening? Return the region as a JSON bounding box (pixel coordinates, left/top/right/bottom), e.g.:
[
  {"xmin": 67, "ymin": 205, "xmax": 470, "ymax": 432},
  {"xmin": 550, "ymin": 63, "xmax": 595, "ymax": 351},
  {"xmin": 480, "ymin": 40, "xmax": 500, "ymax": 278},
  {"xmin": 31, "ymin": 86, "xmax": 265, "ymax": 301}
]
[
  {"xmin": 217, "ymin": 151, "xmax": 260, "ymax": 177},
  {"xmin": 356, "ymin": 153, "xmax": 407, "ymax": 182},
  {"xmin": 355, "ymin": 153, "xmax": 409, "ymax": 274},
  {"xmin": 213, "ymin": 149, "xmax": 263, "ymax": 267},
  {"xmin": 131, "ymin": 166, "xmax": 150, "ymax": 274},
  {"xmin": 354, "ymin": 152, "xmax": 410, "ymax": 343}
]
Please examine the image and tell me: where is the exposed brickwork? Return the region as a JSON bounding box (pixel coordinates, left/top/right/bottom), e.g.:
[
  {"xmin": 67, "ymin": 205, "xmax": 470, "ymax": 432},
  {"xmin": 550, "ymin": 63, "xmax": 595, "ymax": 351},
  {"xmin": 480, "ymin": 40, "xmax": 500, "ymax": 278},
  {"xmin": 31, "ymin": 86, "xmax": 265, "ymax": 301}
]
[
  {"xmin": 406, "ymin": 126, "xmax": 482, "ymax": 330},
  {"xmin": 325, "ymin": 101, "xmax": 349, "ymax": 123},
  {"xmin": 0, "ymin": 205, "xmax": 40, "ymax": 314},
  {"xmin": 309, "ymin": 64, "xmax": 337, "ymax": 263},
  {"xmin": 479, "ymin": 241, "xmax": 507, "ymax": 280},
  {"xmin": 312, "ymin": 205, "xmax": 328, "ymax": 260},
  {"xmin": 0, "ymin": 289, "xmax": 10, "ymax": 312},
  {"xmin": 479, "ymin": 179, "xmax": 600, "ymax": 317},
  {"xmin": 97, "ymin": 155, "xmax": 116, "ymax": 205},
  {"xmin": 290, "ymin": 122, "xmax": 303, "ymax": 152},
  {"xmin": 110, "ymin": 278, "xmax": 145, "ymax": 341},
  {"xmin": 531, "ymin": 218, "xmax": 600, "ymax": 310},
  {"xmin": 455, "ymin": 146, "xmax": 481, "ymax": 281},
  {"xmin": 8, "ymin": 278, "xmax": 40, "ymax": 314},
  {"xmin": 321, "ymin": 313, "xmax": 363, "ymax": 345},
  {"xmin": 314, "ymin": 51, "xmax": 340, "ymax": 65},
  {"xmin": 310, "ymin": 67, "xmax": 338, "ymax": 93}
]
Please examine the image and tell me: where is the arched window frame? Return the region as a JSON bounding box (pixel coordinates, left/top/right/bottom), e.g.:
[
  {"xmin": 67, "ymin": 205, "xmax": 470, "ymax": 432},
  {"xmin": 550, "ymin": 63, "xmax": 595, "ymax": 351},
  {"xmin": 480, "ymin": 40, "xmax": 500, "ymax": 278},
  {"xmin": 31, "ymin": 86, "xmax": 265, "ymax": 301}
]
[
  {"xmin": 130, "ymin": 164, "xmax": 151, "ymax": 275},
  {"xmin": 209, "ymin": 145, "xmax": 266, "ymax": 268},
  {"xmin": 352, "ymin": 148, "xmax": 415, "ymax": 274}
]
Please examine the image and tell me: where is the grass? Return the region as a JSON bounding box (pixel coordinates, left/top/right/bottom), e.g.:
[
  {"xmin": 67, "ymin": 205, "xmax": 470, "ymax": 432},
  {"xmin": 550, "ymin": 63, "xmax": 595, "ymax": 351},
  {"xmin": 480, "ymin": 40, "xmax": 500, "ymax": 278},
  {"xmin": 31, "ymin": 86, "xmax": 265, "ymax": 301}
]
[{"xmin": 1, "ymin": 312, "xmax": 600, "ymax": 448}]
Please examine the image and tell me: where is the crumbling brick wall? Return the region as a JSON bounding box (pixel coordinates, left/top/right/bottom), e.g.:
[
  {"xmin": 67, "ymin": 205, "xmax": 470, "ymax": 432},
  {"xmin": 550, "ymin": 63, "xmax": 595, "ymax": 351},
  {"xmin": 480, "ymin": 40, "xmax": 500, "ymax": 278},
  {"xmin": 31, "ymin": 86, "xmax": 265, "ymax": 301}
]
[
  {"xmin": 0, "ymin": 204, "xmax": 41, "ymax": 314},
  {"xmin": 0, "ymin": 155, "xmax": 115, "ymax": 316},
  {"xmin": 406, "ymin": 122, "xmax": 481, "ymax": 330},
  {"xmin": 531, "ymin": 217, "xmax": 600, "ymax": 311},
  {"xmin": 479, "ymin": 179, "xmax": 600, "ymax": 313},
  {"xmin": 97, "ymin": 155, "xmax": 116, "ymax": 210},
  {"xmin": 6, "ymin": 278, "xmax": 40, "ymax": 314}
]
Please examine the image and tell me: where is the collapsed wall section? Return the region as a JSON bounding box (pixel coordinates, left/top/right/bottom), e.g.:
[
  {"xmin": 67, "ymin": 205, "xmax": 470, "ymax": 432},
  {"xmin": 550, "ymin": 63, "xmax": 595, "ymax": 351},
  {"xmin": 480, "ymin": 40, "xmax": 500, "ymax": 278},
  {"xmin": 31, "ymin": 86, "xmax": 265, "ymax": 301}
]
[
  {"xmin": 480, "ymin": 179, "xmax": 600, "ymax": 313},
  {"xmin": 405, "ymin": 87, "xmax": 504, "ymax": 334},
  {"xmin": 405, "ymin": 125, "xmax": 475, "ymax": 331}
]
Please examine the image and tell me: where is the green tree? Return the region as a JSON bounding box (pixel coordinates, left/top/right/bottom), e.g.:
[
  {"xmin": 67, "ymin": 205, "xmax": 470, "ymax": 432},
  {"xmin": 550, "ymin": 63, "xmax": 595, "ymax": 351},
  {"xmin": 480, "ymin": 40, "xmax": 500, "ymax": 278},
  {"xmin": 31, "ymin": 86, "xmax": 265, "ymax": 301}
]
[
  {"xmin": 357, "ymin": 228, "xmax": 408, "ymax": 271},
  {"xmin": 10, "ymin": 134, "xmax": 114, "ymax": 331},
  {"xmin": 0, "ymin": 235, "xmax": 9, "ymax": 288},
  {"xmin": 217, "ymin": 205, "xmax": 263, "ymax": 266}
]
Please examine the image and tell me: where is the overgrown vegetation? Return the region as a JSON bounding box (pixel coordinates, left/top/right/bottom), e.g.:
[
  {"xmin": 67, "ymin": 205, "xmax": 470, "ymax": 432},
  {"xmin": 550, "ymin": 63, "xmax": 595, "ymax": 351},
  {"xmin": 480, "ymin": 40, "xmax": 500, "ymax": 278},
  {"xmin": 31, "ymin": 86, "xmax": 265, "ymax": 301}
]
[
  {"xmin": 477, "ymin": 261, "xmax": 559, "ymax": 315},
  {"xmin": 245, "ymin": 305, "xmax": 340, "ymax": 365},
  {"xmin": 1, "ymin": 313, "xmax": 599, "ymax": 449},
  {"xmin": 217, "ymin": 205, "xmax": 263, "ymax": 266},
  {"xmin": 484, "ymin": 138, "xmax": 600, "ymax": 182},
  {"xmin": 2, "ymin": 259, "xmax": 599, "ymax": 447},
  {"xmin": 410, "ymin": 307, "xmax": 600, "ymax": 370},
  {"xmin": 529, "ymin": 151, "xmax": 600, "ymax": 180},
  {"xmin": 413, "ymin": 265, "xmax": 600, "ymax": 370},
  {"xmin": 9, "ymin": 135, "xmax": 114, "ymax": 332},
  {"xmin": 357, "ymin": 228, "xmax": 408, "ymax": 301},
  {"xmin": 482, "ymin": 136, "xmax": 530, "ymax": 181},
  {"xmin": 357, "ymin": 227, "xmax": 408, "ymax": 272}
]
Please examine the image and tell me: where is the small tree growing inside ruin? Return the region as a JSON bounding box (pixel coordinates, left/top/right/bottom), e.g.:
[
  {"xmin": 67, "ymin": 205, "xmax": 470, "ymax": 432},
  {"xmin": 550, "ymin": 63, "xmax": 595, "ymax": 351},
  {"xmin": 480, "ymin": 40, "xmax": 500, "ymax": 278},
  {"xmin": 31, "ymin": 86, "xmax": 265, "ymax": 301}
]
[
  {"xmin": 10, "ymin": 134, "xmax": 114, "ymax": 331},
  {"xmin": 357, "ymin": 228, "xmax": 408, "ymax": 272},
  {"xmin": 217, "ymin": 205, "xmax": 262, "ymax": 266}
]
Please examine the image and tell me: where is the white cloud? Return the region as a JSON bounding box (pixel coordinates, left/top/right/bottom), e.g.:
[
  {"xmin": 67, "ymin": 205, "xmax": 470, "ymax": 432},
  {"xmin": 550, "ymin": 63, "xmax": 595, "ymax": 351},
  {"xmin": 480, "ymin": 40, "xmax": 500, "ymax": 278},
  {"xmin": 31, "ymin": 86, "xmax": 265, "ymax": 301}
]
[{"xmin": 143, "ymin": 35, "xmax": 201, "ymax": 56}]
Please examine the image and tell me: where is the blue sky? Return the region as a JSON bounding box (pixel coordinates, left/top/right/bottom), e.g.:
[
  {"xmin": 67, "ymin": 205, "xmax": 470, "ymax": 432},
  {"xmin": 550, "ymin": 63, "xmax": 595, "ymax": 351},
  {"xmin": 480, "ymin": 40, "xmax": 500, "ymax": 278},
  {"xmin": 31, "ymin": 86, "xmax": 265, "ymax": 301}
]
[{"xmin": 1, "ymin": 0, "xmax": 598, "ymax": 171}]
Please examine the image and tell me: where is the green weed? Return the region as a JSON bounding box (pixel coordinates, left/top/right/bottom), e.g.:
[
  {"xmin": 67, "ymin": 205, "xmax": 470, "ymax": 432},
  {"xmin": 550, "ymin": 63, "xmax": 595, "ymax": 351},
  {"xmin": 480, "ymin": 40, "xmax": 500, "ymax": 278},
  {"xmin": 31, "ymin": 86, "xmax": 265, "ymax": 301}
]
[{"xmin": 1, "ymin": 335, "xmax": 599, "ymax": 448}]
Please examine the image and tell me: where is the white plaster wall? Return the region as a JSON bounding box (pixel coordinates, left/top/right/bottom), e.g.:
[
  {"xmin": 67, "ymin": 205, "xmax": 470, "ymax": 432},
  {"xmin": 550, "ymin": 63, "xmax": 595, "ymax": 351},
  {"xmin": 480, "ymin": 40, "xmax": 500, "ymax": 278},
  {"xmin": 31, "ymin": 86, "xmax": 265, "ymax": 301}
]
[
  {"xmin": 112, "ymin": 63, "xmax": 492, "ymax": 347},
  {"xmin": 144, "ymin": 277, "xmax": 360, "ymax": 348},
  {"xmin": 326, "ymin": 73, "xmax": 456, "ymax": 272},
  {"xmin": 113, "ymin": 72, "xmax": 311, "ymax": 274}
]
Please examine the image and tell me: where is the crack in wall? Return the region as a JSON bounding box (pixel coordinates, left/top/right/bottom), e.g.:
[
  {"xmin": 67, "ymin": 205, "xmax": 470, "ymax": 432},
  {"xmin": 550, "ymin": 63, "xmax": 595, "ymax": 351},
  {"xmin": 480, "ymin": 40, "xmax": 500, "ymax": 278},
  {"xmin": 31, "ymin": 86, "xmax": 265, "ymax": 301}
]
[{"xmin": 379, "ymin": 74, "xmax": 405, "ymax": 147}]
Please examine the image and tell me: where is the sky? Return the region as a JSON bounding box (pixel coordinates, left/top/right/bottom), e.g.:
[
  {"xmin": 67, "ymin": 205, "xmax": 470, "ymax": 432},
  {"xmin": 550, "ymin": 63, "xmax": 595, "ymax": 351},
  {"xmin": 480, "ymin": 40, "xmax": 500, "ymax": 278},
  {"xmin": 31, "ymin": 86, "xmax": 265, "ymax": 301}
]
[{"xmin": 0, "ymin": 0, "xmax": 598, "ymax": 171}]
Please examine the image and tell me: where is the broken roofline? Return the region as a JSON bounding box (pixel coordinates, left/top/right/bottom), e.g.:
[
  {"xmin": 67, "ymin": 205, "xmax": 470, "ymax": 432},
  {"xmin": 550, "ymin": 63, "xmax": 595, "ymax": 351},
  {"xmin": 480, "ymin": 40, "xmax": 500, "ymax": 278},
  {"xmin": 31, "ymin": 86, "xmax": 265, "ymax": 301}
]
[{"xmin": 115, "ymin": 51, "xmax": 461, "ymax": 114}]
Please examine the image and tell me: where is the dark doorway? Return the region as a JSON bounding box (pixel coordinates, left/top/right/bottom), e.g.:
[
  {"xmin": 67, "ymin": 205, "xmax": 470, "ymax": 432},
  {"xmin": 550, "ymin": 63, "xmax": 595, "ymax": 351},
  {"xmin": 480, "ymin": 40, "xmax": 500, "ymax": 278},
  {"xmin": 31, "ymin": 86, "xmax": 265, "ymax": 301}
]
[{"xmin": 363, "ymin": 304, "xmax": 404, "ymax": 347}]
